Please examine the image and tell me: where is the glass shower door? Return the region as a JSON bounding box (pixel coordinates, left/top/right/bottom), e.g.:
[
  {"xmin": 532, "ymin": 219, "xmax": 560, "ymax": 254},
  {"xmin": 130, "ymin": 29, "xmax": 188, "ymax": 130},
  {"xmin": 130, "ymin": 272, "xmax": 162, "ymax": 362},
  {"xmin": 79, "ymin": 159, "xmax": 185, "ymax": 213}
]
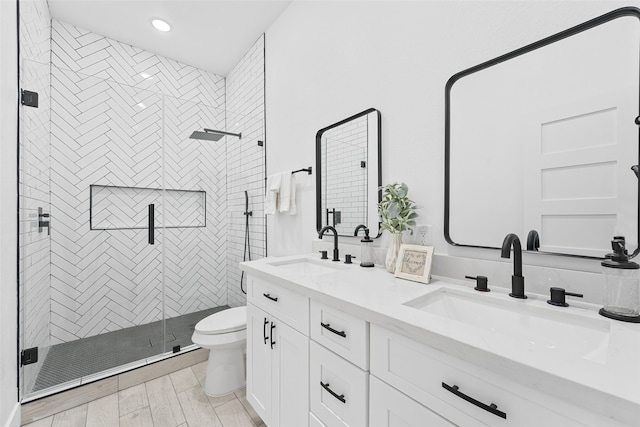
[
  {"xmin": 19, "ymin": 55, "xmax": 53, "ymax": 397},
  {"xmin": 19, "ymin": 66, "xmax": 169, "ymax": 397}
]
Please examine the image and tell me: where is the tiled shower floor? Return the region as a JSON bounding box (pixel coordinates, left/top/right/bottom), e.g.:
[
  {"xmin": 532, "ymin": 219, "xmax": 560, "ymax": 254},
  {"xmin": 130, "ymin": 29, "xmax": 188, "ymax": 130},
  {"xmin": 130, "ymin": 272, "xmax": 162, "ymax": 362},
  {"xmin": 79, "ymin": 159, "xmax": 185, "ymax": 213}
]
[{"xmin": 31, "ymin": 306, "xmax": 228, "ymax": 392}]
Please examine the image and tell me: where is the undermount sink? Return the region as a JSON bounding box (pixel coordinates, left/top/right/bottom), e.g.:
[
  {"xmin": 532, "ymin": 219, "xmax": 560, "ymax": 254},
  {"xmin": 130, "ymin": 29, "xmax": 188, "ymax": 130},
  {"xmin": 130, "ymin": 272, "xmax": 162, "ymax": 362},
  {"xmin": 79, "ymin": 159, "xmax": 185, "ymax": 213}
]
[
  {"xmin": 267, "ymin": 257, "xmax": 343, "ymax": 276},
  {"xmin": 403, "ymin": 288, "xmax": 611, "ymax": 364}
]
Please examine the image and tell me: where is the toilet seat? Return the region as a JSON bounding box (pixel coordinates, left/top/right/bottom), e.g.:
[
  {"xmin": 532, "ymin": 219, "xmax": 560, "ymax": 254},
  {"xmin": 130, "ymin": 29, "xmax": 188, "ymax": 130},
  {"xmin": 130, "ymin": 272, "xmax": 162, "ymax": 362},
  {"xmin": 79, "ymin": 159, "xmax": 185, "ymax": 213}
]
[{"xmin": 195, "ymin": 306, "xmax": 247, "ymax": 335}]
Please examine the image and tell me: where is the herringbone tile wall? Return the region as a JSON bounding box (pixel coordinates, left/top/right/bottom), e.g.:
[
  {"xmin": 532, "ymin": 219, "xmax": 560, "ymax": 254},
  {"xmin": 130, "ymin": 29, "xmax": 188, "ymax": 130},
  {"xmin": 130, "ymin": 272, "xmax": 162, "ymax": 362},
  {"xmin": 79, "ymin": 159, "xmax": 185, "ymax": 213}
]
[
  {"xmin": 19, "ymin": 0, "xmax": 53, "ymax": 393},
  {"xmin": 163, "ymin": 96, "xmax": 229, "ymax": 318},
  {"xmin": 51, "ymin": 20, "xmax": 225, "ymax": 109},
  {"xmin": 49, "ymin": 19, "xmax": 231, "ymax": 343}
]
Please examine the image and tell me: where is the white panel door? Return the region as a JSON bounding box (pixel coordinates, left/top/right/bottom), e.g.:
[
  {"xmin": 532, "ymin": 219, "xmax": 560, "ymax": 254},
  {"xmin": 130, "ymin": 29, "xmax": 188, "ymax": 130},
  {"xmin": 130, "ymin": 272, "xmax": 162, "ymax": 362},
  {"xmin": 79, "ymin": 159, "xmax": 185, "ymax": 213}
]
[{"xmin": 523, "ymin": 89, "xmax": 637, "ymax": 257}]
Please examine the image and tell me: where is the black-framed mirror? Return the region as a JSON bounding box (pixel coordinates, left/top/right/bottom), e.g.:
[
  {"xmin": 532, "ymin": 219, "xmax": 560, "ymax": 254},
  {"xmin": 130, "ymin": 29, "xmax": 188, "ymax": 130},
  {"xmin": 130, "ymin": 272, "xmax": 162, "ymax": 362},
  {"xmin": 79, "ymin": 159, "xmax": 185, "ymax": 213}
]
[
  {"xmin": 316, "ymin": 108, "xmax": 382, "ymax": 237},
  {"xmin": 445, "ymin": 7, "xmax": 640, "ymax": 259}
]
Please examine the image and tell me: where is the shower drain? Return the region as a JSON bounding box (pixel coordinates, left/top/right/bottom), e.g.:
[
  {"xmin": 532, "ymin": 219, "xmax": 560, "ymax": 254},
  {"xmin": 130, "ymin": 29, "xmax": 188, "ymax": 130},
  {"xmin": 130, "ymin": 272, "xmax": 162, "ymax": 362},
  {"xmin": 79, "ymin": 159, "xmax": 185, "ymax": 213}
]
[{"xmin": 149, "ymin": 333, "xmax": 176, "ymax": 347}]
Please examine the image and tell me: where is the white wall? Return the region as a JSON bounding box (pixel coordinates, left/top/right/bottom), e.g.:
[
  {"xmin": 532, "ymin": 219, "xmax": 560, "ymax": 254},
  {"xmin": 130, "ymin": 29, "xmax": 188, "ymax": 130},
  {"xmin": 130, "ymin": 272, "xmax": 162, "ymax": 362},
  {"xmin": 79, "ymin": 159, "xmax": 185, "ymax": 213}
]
[
  {"xmin": 1, "ymin": 3, "xmax": 20, "ymax": 427},
  {"xmin": 265, "ymin": 0, "xmax": 636, "ymax": 272}
]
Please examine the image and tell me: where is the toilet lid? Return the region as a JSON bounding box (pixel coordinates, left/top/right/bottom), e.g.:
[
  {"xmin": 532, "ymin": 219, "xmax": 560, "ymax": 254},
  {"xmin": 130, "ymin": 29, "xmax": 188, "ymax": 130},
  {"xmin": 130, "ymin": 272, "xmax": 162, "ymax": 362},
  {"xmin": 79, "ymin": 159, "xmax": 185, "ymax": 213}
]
[{"xmin": 195, "ymin": 306, "xmax": 247, "ymax": 335}]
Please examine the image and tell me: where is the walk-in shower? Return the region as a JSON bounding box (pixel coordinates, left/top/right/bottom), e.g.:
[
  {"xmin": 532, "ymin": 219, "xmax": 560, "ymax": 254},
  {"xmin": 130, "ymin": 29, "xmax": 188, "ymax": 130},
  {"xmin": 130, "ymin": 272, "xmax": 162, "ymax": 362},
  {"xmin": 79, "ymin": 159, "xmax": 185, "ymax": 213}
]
[{"xmin": 18, "ymin": 2, "xmax": 266, "ymax": 401}]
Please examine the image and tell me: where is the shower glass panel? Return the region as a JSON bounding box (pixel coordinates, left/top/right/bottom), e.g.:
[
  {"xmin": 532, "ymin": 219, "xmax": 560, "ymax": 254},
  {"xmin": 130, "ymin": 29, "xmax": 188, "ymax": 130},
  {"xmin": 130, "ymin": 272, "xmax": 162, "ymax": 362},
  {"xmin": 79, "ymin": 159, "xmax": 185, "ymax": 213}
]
[
  {"xmin": 20, "ymin": 65, "xmax": 168, "ymax": 397},
  {"xmin": 19, "ymin": 56, "xmax": 53, "ymax": 397},
  {"xmin": 161, "ymin": 95, "xmax": 229, "ymax": 334},
  {"xmin": 19, "ymin": 67, "xmax": 262, "ymax": 399}
]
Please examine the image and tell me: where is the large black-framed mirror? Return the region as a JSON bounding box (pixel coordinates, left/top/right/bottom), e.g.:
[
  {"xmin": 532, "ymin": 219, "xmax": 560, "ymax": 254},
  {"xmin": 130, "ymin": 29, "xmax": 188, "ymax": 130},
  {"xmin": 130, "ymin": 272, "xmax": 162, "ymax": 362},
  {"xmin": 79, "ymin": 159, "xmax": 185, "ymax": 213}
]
[
  {"xmin": 445, "ymin": 7, "xmax": 640, "ymax": 259},
  {"xmin": 316, "ymin": 108, "xmax": 382, "ymax": 237}
]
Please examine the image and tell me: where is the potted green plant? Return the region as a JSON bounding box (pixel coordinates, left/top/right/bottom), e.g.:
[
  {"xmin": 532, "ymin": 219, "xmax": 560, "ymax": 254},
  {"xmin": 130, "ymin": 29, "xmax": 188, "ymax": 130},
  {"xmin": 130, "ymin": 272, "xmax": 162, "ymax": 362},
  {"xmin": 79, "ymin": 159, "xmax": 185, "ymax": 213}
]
[{"xmin": 378, "ymin": 182, "xmax": 418, "ymax": 272}]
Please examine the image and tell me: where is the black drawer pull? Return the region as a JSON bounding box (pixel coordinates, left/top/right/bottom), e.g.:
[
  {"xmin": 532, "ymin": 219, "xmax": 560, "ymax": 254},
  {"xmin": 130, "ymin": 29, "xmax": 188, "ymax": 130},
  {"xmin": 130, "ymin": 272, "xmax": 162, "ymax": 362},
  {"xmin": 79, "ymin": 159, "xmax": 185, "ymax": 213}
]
[
  {"xmin": 263, "ymin": 318, "xmax": 269, "ymax": 344},
  {"xmin": 320, "ymin": 322, "xmax": 347, "ymax": 338},
  {"xmin": 442, "ymin": 382, "xmax": 506, "ymax": 419},
  {"xmin": 270, "ymin": 322, "xmax": 276, "ymax": 349},
  {"xmin": 263, "ymin": 293, "xmax": 278, "ymax": 302},
  {"xmin": 320, "ymin": 381, "xmax": 346, "ymax": 403}
]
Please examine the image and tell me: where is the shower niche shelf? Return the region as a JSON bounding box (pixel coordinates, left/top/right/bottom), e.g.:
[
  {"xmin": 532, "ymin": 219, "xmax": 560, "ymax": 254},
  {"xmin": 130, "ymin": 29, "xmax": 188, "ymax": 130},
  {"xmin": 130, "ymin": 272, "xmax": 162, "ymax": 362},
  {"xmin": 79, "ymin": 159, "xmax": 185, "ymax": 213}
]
[{"xmin": 90, "ymin": 184, "xmax": 206, "ymax": 230}]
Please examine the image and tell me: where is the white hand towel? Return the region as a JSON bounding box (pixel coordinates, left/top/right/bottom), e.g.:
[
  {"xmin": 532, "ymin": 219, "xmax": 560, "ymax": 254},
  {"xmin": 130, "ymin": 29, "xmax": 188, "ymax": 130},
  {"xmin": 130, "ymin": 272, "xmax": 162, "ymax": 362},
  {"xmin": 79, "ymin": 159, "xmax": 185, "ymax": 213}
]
[
  {"xmin": 287, "ymin": 174, "xmax": 297, "ymax": 215},
  {"xmin": 278, "ymin": 171, "xmax": 293, "ymax": 213},
  {"xmin": 265, "ymin": 173, "xmax": 282, "ymax": 215}
]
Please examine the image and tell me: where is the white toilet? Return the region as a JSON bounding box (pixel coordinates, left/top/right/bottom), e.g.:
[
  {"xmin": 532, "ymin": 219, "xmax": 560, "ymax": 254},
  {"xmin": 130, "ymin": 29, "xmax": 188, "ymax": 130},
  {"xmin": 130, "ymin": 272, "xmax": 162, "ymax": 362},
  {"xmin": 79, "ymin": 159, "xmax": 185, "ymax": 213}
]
[{"xmin": 191, "ymin": 306, "xmax": 247, "ymax": 397}]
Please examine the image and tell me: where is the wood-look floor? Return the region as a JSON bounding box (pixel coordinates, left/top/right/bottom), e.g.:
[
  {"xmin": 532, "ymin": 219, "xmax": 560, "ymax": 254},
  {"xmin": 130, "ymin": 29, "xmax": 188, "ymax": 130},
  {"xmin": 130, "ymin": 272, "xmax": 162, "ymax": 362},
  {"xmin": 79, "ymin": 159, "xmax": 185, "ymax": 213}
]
[{"xmin": 23, "ymin": 361, "xmax": 265, "ymax": 427}]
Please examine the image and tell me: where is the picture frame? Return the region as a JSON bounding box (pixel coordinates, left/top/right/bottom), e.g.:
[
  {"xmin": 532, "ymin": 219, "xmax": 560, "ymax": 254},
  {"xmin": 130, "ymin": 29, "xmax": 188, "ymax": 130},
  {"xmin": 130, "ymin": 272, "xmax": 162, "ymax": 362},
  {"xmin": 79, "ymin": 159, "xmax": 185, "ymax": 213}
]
[{"xmin": 394, "ymin": 244, "xmax": 434, "ymax": 284}]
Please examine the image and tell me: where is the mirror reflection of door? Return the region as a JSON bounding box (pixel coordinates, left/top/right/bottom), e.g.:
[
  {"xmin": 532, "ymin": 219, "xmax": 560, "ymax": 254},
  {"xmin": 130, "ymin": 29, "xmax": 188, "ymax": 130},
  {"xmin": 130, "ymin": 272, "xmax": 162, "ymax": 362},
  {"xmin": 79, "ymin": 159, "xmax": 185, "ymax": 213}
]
[{"xmin": 447, "ymin": 11, "xmax": 639, "ymax": 258}]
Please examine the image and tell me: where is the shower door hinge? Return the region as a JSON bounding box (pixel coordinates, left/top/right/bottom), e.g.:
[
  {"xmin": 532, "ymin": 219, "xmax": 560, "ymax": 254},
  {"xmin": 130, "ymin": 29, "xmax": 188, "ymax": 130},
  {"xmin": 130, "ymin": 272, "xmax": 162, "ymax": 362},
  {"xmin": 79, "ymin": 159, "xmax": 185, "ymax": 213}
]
[
  {"xmin": 20, "ymin": 89, "xmax": 39, "ymax": 108},
  {"xmin": 21, "ymin": 347, "xmax": 38, "ymax": 366}
]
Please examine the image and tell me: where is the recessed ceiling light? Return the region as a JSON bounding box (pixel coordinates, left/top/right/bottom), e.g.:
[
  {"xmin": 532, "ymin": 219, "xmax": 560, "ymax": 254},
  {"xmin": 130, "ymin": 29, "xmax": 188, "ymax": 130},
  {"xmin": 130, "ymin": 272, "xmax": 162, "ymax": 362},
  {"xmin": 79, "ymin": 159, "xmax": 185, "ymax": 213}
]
[{"xmin": 152, "ymin": 19, "xmax": 171, "ymax": 32}]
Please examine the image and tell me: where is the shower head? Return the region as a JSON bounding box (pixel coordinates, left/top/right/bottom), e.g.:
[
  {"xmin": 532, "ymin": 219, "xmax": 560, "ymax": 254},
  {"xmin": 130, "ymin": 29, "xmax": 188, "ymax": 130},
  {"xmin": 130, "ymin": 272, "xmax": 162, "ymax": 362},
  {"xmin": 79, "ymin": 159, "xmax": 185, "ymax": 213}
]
[{"xmin": 189, "ymin": 128, "xmax": 242, "ymax": 141}]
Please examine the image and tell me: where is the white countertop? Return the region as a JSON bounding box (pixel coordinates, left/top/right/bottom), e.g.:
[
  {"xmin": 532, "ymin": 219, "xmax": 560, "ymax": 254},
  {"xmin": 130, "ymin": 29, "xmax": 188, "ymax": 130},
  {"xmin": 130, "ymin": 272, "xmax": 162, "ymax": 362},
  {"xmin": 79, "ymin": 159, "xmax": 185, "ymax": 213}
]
[{"xmin": 240, "ymin": 254, "xmax": 640, "ymax": 425}]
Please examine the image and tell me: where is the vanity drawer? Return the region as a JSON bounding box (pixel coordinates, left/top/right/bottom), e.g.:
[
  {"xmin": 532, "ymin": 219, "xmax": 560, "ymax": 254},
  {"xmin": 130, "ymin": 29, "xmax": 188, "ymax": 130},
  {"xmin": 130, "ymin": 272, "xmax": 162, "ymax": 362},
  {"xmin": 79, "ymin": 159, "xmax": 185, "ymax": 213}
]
[
  {"xmin": 370, "ymin": 325, "xmax": 584, "ymax": 427},
  {"xmin": 310, "ymin": 341, "xmax": 368, "ymax": 427},
  {"xmin": 310, "ymin": 300, "xmax": 369, "ymax": 370},
  {"xmin": 247, "ymin": 277, "xmax": 309, "ymax": 335}
]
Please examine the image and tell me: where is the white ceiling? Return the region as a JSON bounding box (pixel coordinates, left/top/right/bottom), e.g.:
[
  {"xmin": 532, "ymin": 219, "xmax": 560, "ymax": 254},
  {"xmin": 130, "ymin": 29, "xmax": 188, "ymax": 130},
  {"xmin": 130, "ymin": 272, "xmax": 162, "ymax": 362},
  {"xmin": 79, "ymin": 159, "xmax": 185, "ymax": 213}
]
[{"xmin": 47, "ymin": 0, "xmax": 292, "ymax": 76}]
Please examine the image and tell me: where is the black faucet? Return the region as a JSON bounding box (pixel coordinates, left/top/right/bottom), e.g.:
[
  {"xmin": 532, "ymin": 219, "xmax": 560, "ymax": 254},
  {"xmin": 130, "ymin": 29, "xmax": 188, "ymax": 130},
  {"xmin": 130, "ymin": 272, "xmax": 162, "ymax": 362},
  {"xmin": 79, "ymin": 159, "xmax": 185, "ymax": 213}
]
[
  {"xmin": 501, "ymin": 233, "xmax": 527, "ymax": 299},
  {"xmin": 319, "ymin": 226, "xmax": 340, "ymax": 261},
  {"xmin": 354, "ymin": 224, "xmax": 368, "ymax": 236}
]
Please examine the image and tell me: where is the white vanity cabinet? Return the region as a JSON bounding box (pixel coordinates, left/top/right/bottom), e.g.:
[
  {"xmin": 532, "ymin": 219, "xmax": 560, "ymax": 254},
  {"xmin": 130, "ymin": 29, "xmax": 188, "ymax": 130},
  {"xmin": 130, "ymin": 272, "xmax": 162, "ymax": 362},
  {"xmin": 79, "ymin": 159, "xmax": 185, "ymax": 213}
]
[
  {"xmin": 242, "ymin": 258, "xmax": 637, "ymax": 427},
  {"xmin": 246, "ymin": 278, "xmax": 309, "ymax": 427}
]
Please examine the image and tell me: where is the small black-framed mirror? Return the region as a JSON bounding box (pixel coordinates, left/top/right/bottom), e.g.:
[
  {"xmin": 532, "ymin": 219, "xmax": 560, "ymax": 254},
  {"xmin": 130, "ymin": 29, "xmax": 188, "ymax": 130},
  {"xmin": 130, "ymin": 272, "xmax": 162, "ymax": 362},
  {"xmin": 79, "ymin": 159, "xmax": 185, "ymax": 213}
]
[
  {"xmin": 316, "ymin": 108, "xmax": 382, "ymax": 237},
  {"xmin": 445, "ymin": 7, "xmax": 640, "ymax": 259}
]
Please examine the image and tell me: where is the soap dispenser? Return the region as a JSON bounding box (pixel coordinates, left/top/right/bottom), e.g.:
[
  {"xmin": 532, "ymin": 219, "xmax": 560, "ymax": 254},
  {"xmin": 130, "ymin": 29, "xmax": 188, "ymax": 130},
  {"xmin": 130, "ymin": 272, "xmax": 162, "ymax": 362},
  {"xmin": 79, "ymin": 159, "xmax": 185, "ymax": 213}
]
[
  {"xmin": 600, "ymin": 236, "xmax": 640, "ymax": 322},
  {"xmin": 359, "ymin": 228, "xmax": 375, "ymax": 268}
]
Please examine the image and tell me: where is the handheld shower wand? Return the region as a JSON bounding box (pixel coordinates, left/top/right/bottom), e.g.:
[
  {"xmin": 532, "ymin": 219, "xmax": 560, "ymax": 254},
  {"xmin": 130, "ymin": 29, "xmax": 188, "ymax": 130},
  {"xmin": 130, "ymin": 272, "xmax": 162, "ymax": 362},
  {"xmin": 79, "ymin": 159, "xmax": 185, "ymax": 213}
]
[{"xmin": 240, "ymin": 191, "xmax": 252, "ymax": 294}]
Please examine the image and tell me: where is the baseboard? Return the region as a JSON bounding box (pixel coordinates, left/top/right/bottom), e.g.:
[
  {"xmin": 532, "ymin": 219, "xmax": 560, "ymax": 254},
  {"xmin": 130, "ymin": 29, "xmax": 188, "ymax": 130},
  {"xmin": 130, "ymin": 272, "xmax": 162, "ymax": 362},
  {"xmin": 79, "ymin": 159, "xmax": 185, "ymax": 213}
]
[{"xmin": 3, "ymin": 402, "xmax": 20, "ymax": 427}]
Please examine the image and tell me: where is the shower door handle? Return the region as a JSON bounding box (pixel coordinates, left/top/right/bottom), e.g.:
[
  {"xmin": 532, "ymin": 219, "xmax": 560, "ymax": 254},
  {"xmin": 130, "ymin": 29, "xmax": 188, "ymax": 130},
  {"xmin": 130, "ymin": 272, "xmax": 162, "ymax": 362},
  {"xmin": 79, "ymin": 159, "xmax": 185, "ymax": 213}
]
[{"xmin": 148, "ymin": 204, "xmax": 155, "ymax": 245}]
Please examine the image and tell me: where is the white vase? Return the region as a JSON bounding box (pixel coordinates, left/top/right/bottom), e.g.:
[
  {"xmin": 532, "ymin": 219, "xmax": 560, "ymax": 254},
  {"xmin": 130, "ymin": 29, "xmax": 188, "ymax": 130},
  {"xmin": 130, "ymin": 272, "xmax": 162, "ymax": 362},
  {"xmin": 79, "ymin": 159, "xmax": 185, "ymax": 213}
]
[{"xmin": 385, "ymin": 232, "xmax": 403, "ymax": 273}]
